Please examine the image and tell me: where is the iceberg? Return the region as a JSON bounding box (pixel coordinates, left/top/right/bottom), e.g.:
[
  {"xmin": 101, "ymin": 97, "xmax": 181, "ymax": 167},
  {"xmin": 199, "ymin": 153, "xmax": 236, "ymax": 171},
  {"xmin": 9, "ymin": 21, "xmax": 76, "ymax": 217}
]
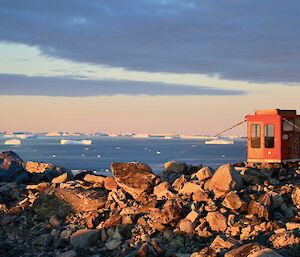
[
  {"xmin": 4, "ymin": 139, "xmax": 22, "ymax": 145},
  {"xmin": 60, "ymin": 139, "xmax": 92, "ymax": 145}
]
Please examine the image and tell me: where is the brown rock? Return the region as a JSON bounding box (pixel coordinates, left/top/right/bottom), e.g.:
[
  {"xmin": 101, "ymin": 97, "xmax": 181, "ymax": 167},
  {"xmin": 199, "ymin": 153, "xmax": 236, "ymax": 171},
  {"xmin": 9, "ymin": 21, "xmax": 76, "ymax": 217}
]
[
  {"xmin": 172, "ymin": 175, "xmax": 186, "ymax": 191},
  {"xmin": 162, "ymin": 200, "xmax": 182, "ymax": 223},
  {"xmin": 247, "ymin": 200, "xmax": 270, "ymax": 220},
  {"xmin": 179, "ymin": 182, "xmax": 203, "ymax": 195},
  {"xmin": 292, "ymin": 186, "xmax": 300, "ymax": 208},
  {"xmin": 209, "ymin": 164, "xmax": 243, "ymax": 197},
  {"xmin": 206, "ymin": 211, "xmax": 227, "ymax": 232},
  {"xmin": 111, "ymin": 162, "xmax": 156, "ymax": 199},
  {"xmin": 193, "ymin": 190, "xmax": 209, "ymax": 202},
  {"xmin": 44, "ymin": 188, "xmax": 107, "ymax": 213},
  {"xmin": 222, "ymin": 192, "xmax": 243, "ymax": 210},
  {"xmin": 269, "ymin": 230, "xmax": 300, "ymax": 249},
  {"xmin": 224, "ymin": 243, "xmax": 265, "ymax": 257},
  {"xmin": 286, "ymin": 222, "xmax": 300, "ymax": 230},
  {"xmin": 178, "ymin": 218, "xmax": 194, "ymax": 235},
  {"xmin": 153, "ymin": 182, "xmax": 173, "ymax": 199},
  {"xmin": 104, "ymin": 177, "xmax": 118, "ymax": 191},
  {"xmin": 25, "ymin": 161, "xmax": 55, "ymax": 173},
  {"xmin": 186, "ymin": 210, "xmax": 199, "ymax": 223},
  {"xmin": 210, "ymin": 235, "xmax": 239, "ymax": 253},
  {"xmin": 191, "ymin": 247, "xmax": 217, "ymax": 257},
  {"xmin": 83, "ymin": 174, "xmax": 106, "ymax": 185},
  {"xmin": 192, "ymin": 167, "xmax": 213, "ymax": 181},
  {"xmin": 52, "ymin": 172, "xmax": 68, "ymax": 183}
]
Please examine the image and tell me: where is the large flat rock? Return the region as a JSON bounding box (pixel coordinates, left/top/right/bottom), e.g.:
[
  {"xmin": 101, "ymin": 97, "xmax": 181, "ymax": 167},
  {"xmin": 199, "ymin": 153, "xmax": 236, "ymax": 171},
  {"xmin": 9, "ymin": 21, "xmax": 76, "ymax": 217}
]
[{"xmin": 111, "ymin": 162, "xmax": 156, "ymax": 199}]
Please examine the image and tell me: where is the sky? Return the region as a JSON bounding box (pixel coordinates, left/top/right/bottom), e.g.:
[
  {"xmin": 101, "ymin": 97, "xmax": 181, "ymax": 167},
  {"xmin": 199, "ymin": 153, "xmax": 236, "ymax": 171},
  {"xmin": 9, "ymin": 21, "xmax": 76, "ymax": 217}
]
[{"xmin": 0, "ymin": 0, "xmax": 299, "ymax": 135}]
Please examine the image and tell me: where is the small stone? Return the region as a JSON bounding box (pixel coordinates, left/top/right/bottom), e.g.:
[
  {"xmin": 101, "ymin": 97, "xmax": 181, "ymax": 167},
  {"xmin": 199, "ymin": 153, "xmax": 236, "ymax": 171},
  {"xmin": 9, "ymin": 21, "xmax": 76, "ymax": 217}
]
[
  {"xmin": 84, "ymin": 174, "xmax": 106, "ymax": 184},
  {"xmin": 172, "ymin": 175, "xmax": 186, "ymax": 191},
  {"xmin": 286, "ymin": 222, "xmax": 300, "ymax": 230},
  {"xmin": 178, "ymin": 218, "xmax": 194, "ymax": 235},
  {"xmin": 222, "ymin": 192, "xmax": 243, "ymax": 210},
  {"xmin": 52, "ymin": 173, "xmax": 68, "ymax": 183},
  {"xmin": 59, "ymin": 250, "xmax": 78, "ymax": 257},
  {"xmin": 153, "ymin": 182, "xmax": 173, "ymax": 199},
  {"xmin": 192, "ymin": 167, "xmax": 213, "ymax": 181},
  {"xmin": 70, "ymin": 229, "xmax": 100, "ymax": 248},
  {"xmin": 104, "ymin": 177, "xmax": 118, "ymax": 191},
  {"xmin": 193, "ymin": 190, "xmax": 209, "ymax": 202},
  {"xmin": 105, "ymin": 239, "xmax": 121, "ymax": 250},
  {"xmin": 186, "ymin": 210, "xmax": 199, "ymax": 223},
  {"xmin": 210, "ymin": 235, "xmax": 239, "ymax": 253},
  {"xmin": 49, "ymin": 214, "xmax": 62, "ymax": 227}
]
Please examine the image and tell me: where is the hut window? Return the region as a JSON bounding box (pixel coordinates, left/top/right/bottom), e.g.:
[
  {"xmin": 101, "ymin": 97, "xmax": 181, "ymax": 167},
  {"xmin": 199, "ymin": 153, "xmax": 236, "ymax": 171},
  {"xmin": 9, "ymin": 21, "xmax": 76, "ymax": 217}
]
[
  {"xmin": 283, "ymin": 120, "xmax": 294, "ymax": 132},
  {"xmin": 264, "ymin": 124, "xmax": 274, "ymax": 148},
  {"xmin": 251, "ymin": 124, "xmax": 261, "ymax": 148}
]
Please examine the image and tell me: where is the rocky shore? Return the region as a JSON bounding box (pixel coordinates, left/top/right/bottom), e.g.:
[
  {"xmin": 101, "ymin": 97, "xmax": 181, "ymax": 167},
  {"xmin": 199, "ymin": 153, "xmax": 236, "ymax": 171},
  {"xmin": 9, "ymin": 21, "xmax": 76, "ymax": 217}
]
[{"xmin": 0, "ymin": 151, "xmax": 300, "ymax": 257}]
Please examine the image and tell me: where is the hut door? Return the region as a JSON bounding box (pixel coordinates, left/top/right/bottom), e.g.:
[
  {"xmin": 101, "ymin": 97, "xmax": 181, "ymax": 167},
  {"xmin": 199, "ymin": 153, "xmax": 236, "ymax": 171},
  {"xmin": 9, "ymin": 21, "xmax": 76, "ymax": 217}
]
[{"xmin": 248, "ymin": 122, "xmax": 264, "ymax": 160}]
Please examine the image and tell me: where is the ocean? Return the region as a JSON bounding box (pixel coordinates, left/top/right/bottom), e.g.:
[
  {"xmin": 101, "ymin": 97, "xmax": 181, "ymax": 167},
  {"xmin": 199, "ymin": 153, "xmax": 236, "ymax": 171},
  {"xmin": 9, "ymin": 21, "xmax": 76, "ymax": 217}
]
[{"xmin": 0, "ymin": 136, "xmax": 247, "ymax": 174}]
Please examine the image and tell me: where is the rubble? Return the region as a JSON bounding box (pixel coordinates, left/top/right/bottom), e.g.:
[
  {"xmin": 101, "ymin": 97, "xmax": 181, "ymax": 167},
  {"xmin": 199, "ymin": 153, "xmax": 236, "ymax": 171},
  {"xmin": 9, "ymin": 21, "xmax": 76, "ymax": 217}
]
[{"xmin": 0, "ymin": 153, "xmax": 300, "ymax": 257}]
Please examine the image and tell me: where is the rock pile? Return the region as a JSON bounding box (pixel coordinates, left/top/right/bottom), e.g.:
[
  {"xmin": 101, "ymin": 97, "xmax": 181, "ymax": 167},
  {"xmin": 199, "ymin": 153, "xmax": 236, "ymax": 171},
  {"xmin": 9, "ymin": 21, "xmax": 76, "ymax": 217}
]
[{"xmin": 0, "ymin": 152, "xmax": 300, "ymax": 257}]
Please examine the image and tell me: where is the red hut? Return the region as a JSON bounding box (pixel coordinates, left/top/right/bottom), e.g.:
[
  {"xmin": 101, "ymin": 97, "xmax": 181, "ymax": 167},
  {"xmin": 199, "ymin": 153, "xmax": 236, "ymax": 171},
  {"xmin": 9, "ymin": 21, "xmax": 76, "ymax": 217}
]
[{"xmin": 246, "ymin": 109, "xmax": 300, "ymax": 163}]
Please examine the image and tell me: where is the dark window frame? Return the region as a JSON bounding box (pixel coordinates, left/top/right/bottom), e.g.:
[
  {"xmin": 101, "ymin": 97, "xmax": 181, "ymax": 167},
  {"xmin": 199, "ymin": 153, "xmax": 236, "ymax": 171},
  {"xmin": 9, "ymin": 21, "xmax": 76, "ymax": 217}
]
[
  {"xmin": 251, "ymin": 124, "xmax": 261, "ymax": 148},
  {"xmin": 264, "ymin": 124, "xmax": 274, "ymax": 148}
]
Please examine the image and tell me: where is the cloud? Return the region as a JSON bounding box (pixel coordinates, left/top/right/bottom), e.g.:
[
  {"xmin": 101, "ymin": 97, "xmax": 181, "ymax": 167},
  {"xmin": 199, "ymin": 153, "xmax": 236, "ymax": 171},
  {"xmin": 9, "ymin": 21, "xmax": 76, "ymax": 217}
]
[
  {"xmin": 0, "ymin": 1, "xmax": 299, "ymax": 83},
  {"xmin": 0, "ymin": 74, "xmax": 245, "ymax": 97}
]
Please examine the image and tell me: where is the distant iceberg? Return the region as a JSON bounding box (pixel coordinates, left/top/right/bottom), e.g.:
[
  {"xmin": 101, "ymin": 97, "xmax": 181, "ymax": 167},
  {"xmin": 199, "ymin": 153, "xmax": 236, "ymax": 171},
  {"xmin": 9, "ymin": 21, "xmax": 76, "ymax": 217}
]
[
  {"xmin": 205, "ymin": 139, "xmax": 234, "ymax": 145},
  {"xmin": 4, "ymin": 139, "xmax": 22, "ymax": 145},
  {"xmin": 60, "ymin": 139, "xmax": 92, "ymax": 145}
]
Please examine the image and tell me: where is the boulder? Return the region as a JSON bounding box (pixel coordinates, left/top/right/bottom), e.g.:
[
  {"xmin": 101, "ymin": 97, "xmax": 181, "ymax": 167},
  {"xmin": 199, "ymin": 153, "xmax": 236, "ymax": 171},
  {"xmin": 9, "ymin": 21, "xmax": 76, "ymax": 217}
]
[
  {"xmin": 26, "ymin": 161, "xmax": 55, "ymax": 173},
  {"xmin": 163, "ymin": 161, "xmax": 188, "ymax": 174},
  {"xmin": 247, "ymin": 248, "xmax": 283, "ymax": 257},
  {"xmin": 34, "ymin": 188, "xmax": 107, "ymax": 216},
  {"xmin": 0, "ymin": 151, "xmax": 26, "ymax": 182},
  {"xmin": 111, "ymin": 162, "xmax": 156, "ymax": 199},
  {"xmin": 206, "ymin": 211, "xmax": 227, "ymax": 232},
  {"xmin": 209, "ymin": 164, "xmax": 243, "ymax": 197},
  {"xmin": 192, "ymin": 167, "xmax": 213, "ymax": 181},
  {"xmin": 222, "ymin": 192, "xmax": 243, "ymax": 210},
  {"xmin": 70, "ymin": 229, "xmax": 101, "ymax": 248},
  {"xmin": 26, "ymin": 161, "xmax": 66, "ymax": 182}
]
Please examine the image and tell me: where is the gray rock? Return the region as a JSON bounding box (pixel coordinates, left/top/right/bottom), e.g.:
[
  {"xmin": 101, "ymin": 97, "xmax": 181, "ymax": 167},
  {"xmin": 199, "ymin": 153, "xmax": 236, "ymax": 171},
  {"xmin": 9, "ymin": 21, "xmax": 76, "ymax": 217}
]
[
  {"xmin": 70, "ymin": 229, "xmax": 101, "ymax": 248},
  {"xmin": 0, "ymin": 151, "xmax": 26, "ymax": 182}
]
